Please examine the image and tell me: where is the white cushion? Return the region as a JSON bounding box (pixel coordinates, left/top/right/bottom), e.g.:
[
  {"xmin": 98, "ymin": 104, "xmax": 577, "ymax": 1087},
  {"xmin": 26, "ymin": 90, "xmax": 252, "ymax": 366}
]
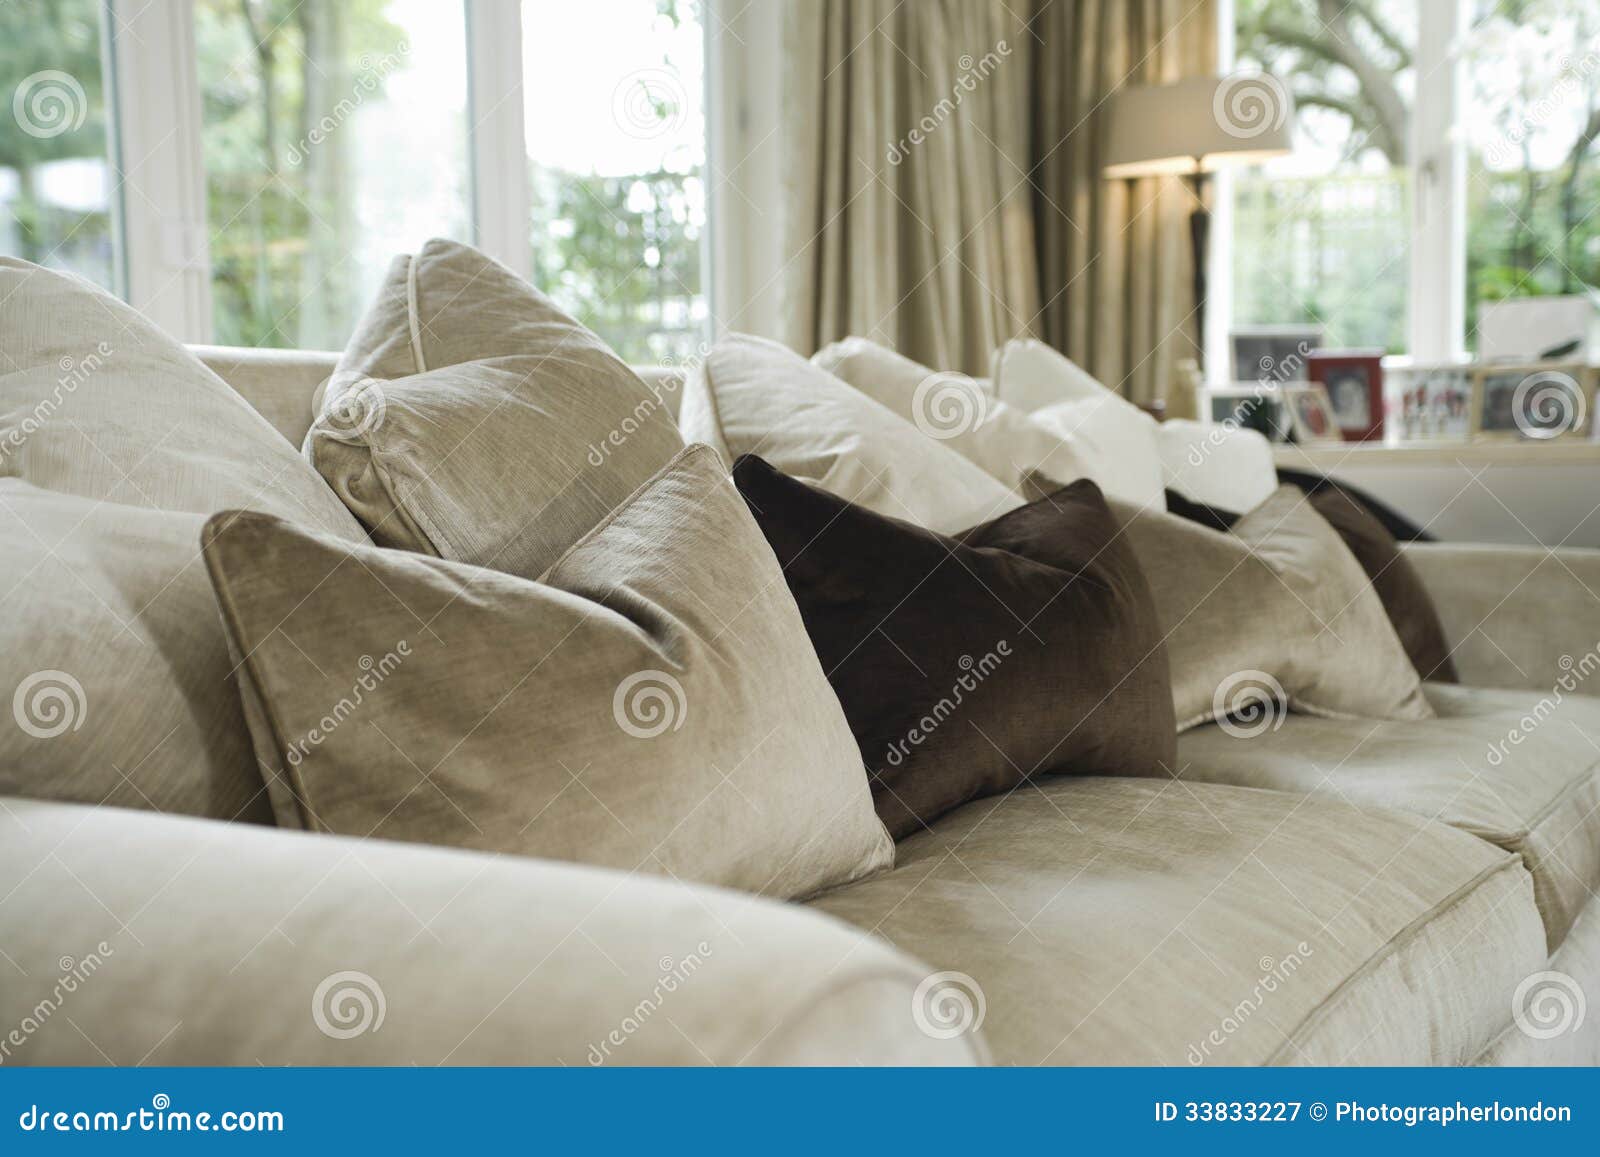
[
  {"xmin": 988, "ymin": 337, "xmax": 1105, "ymax": 411},
  {"xmin": 681, "ymin": 333, "xmax": 1022, "ymax": 533},
  {"xmin": 1157, "ymin": 419, "xmax": 1279, "ymax": 513}
]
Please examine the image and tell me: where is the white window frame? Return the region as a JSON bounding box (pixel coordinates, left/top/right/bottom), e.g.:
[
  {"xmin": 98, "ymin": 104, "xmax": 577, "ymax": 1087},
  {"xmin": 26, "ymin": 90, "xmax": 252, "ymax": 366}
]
[
  {"xmin": 1214, "ymin": 0, "xmax": 1469, "ymax": 372},
  {"xmin": 95, "ymin": 0, "xmax": 721, "ymax": 346}
]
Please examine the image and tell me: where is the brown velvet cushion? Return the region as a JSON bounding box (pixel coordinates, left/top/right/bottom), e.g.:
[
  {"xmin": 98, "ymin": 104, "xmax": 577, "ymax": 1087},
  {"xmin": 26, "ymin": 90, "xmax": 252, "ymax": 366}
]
[
  {"xmin": 733, "ymin": 455, "xmax": 1176, "ymax": 838},
  {"xmin": 1165, "ymin": 487, "xmax": 1458, "ymax": 682}
]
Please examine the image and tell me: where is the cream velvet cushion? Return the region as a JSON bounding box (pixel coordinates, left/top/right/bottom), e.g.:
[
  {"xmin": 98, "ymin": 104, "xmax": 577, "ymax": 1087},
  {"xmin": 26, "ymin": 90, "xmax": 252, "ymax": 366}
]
[
  {"xmin": 681, "ymin": 333, "xmax": 1022, "ymax": 533},
  {"xmin": 1079, "ymin": 484, "xmax": 1434, "ymax": 730},
  {"xmin": 203, "ymin": 445, "xmax": 893, "ymax": 899},
  {"xmin": 308, "ymin": 238, "xmax": 682, "ymax": 577}
]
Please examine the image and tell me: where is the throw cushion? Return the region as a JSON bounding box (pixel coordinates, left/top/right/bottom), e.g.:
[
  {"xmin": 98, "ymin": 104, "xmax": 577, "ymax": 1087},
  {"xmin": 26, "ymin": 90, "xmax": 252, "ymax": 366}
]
[
  {"xmin": 733, "ymin": 455, "xmax": 1176, "ymax": 838},
  {"xmin": 1028, "ymin": 477, "xmax": 1434, "ymax": 730},
  {"xmin": 1165, "ymin": 487, "xmax": 1459, "ymax": 682},
  {"xmin": 201, "ymin": 444, "xmax": 893, "ymax": 899},
  {"xmin": 308, "ymin": 238, "xmax": 683, "ymax": 578},
  {"xmin": 1157, "ymin": 419, "xmax": 1278, "ymax": 513},
  {"xmin": 680, "ymin": 333, "xmax": 1023, "ymax": 533}
]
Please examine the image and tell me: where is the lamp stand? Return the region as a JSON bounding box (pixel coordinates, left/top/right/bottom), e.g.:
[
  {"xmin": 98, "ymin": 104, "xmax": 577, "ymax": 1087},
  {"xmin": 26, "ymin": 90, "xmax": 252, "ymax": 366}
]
[{"xmin": 1185, "ymin": 166, "xmax": 1209, "ymax": 374}]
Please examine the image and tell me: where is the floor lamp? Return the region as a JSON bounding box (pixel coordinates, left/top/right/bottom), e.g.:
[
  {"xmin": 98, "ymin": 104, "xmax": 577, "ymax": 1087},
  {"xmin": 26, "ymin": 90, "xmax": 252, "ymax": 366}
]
[{"xmin": 1102, "ymin": 76, "xmax": 1295, "ymax": 375}]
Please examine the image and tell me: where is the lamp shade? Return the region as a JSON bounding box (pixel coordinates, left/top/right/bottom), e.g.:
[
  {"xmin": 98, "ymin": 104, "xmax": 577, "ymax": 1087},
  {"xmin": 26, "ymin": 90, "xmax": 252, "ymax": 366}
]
[{"xmin": 1102, "ymin": 75, "xmax": 1294, "ymax": 178}]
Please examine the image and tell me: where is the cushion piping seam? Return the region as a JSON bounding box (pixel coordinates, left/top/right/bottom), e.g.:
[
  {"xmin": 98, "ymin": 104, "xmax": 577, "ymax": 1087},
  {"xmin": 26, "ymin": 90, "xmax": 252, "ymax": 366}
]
[
  {"xmin": 1264, "ymin": 854, "xmax": 1526, "ymax": 1064},
  {"xmin": 405, "ymin": 253, "xmax": 426, "ymax": 373}
]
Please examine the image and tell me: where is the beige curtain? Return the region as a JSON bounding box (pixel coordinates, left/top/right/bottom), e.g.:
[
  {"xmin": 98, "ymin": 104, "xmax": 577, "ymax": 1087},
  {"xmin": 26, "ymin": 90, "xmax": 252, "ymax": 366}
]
[
  {"xmin": 1032, "ymin": 0, "xmax": 1216, "ymax": 405},
  {"xmin": 780, "ymin": 0, "xmax": 1041, "ymax": 376},
  {"xmin": 781, "ymin": 0, "xmax": 1214, "ymax": 400}
]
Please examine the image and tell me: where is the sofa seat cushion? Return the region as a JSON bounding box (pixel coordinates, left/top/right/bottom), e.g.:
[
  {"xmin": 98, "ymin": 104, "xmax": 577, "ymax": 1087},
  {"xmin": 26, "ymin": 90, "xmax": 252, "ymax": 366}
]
[
  {"xmin": 1173, "ymin": 684, "xmax": 1600, "ymax": 951},
  {"xmin": 808, "ymin": 776, "xmax": 1545, "ymax": 1065}
]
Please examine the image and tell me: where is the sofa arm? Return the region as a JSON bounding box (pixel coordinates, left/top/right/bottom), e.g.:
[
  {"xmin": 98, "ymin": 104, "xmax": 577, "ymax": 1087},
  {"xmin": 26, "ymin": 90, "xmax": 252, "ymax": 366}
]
[
  {"xmin": 0, "ymin": 799, "xmax": 979, "ymax": 1066},
  {"xmin": 1402, "ymin": 542, "xmax": 1600, "ymax": 692}
]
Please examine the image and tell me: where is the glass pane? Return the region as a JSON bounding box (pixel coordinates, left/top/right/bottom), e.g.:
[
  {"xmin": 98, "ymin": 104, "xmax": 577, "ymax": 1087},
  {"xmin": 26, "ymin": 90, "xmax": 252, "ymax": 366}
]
[
  {"xmin": 1463, "ymin": 0, "xmax": 1600, "ymax": 354},
  {"xmin": 0, "ymin": 0, "xmax": 117, "ymax": 290},
  {"xmin": 1232, "ymin": 0, "xmax": 1417, "ymax": 354},
  {"xmin": 196, "ymin": 0, "xmax": 472, "ymax": 349},
  {"xmin": 522, "ymin": 0, "xmax": 708, "ymax": 363}
]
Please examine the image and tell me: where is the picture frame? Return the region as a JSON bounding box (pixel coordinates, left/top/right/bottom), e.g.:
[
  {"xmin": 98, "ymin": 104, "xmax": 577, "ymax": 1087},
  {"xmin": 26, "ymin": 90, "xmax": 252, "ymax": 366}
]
[
  {"xmin": 1395, "ymin": 365, "xmax": 1473, "ymax": 442},
  {"xmin": 1281, "ymin": 384, "xmax": 1343, "ymax": 444},
  {"xmin": 1471, "ymin": 363, "xmax": 1594, "ymax": 441},
  {"xmin": 1203, "ymin": 385, "xmax": 1293, "ymax": 443},
  {"xmin": 1229, "ymin": 325, "xmax": 1324, "ymax": 386},
  {"xmin": 1307, "ymin": 349, "xmax": 1384, "ymax": 441}
]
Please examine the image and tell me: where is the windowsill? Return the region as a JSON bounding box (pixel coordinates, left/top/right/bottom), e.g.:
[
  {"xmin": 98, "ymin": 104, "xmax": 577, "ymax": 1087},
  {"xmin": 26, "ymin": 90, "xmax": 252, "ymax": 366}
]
[{"xmin": 1275, "ymin": 439, "xmax": 1600, "ymax": 469}]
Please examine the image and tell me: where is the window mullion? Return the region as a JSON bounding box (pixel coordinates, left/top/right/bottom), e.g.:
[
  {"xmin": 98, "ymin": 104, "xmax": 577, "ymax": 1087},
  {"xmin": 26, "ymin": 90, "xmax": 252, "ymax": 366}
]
[
  {"xmin": 465, "ymin": 0, "xmax": 530, "ymax": 281},
  {"xmin": 1408, "ymin": 0, "xmax": 1467, "ymax": 362}
]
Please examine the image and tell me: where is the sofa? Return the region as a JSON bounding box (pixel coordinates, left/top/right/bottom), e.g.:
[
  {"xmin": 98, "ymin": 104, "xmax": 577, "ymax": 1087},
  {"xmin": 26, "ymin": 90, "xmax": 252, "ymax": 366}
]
[{"xmin": 3, "ymin": 290, "xmax": 1598, "ymax": 1068}]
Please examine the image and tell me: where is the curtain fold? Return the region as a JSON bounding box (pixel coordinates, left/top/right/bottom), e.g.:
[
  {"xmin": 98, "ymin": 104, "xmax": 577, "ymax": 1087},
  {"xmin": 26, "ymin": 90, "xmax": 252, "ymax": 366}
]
[{"xmin": 781, "ymin": 0, "xmax": 1215, "ymax": 401}]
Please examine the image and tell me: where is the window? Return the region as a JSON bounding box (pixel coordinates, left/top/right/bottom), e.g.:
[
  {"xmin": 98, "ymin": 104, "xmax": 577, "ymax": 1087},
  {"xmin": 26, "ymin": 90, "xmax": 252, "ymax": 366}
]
[
  {"xmin": 195, "ymin": 0, "xmax": 473, "ymax": 349},
  {"xmin": 0, "ymin": 0, "xmax": 118, "ymax": 292},
  {"xmin": 521, "ymin": 0, "xmax": 708, "ymax": 363},
  {"xmin": 1231, "ymin": 0, "xmax": 1416, "ymax": 353},
  {"xmin": 1463, "ymin": 0, "xmax": 1600, "ymax": 352}
]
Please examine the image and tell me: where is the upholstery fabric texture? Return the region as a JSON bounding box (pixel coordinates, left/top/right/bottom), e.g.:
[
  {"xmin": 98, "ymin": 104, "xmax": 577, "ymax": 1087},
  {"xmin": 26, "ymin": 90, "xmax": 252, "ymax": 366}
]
[
  {"xmin": 1164, "ymin": 486, "xmax": 1459, "ymax": 682},
  {"xmin": 309, "ymin": 238, "xmax": 683, "ymax": 578},
  {"xmin": 202, "ymin": 445, "xmax": 893, "ymax": 900},
  {"xmin": 1175, "ymin": 683, "xmax": 1600, "ymax": 950},
  {"xmin": 681, "ymin": 333, "xmax": 1023, "ymax": 533},
  {"xmin": 734, "ymin": 457, "xmax": 1175, "ymax": 838},
  {"xmin": 1043, "ymin": 481, "xmax": 1436, "ymax": 731},
  {"xmin": 0, "ymin": 482, "xmax": 273, "ymax": 822},
  {"xmin": 0, "ymin": 799, "xmax": 975, "ymax": 1065},
  {"xmin": 810, "ymin": 775, "xmax": 1543, "ymax": 1065}
]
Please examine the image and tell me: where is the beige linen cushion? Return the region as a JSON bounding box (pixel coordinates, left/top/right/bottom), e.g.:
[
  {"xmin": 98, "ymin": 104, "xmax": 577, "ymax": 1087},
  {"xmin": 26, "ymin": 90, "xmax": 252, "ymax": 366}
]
[
  {"xmin": 0, "ymin": 482, "xmax": 273, "ymax": 822},
  {"xmin": 1067, "ymin": 483, "xmax": 1434, "ymax": 730},
  {"xmin": 308, "ymin": 237, "xmax": 682, "ymax": 577},
  {"xmin": 202, "ymin": 444, "xmax": 893, "ymax": 899},
  {"xmin": 681, "ymin": 333, "xmax": 1022, "ymax": 534}
]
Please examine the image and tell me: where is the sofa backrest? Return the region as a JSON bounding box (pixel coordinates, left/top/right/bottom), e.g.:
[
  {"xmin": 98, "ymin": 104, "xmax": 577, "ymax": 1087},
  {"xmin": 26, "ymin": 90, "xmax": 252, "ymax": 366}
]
[{"xmin": 190, "ymin": 345, "xmax": 688, "ymax": 447}]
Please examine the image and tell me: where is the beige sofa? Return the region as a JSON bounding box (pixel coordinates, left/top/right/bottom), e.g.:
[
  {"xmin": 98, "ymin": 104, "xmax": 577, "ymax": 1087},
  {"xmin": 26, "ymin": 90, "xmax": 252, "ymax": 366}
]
[{"xmin": 3, "ymin": 345, "xmax": 1597, "ymax": 1067}]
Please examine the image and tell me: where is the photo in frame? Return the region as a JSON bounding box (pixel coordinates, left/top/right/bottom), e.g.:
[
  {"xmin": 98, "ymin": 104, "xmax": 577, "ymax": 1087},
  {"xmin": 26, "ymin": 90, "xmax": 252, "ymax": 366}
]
[
  {"xmin": 1204, "ymin": 385, "xmax": 1293, "ymax": 443},
  {"xmin": 1229, "ymin": 326, "xmax": 1324, "ymax": 385},
  {"xmin": 1282, "ymin": 384, "xmax": 1343, "ymax": 444},
  {"xmin": 1471, "ymin": 363, "xmax": 1593, "ymax": 441},
  {"xmin": 1396, "ymin": 365, "xmax": 1473, "ymax": 441},
  {"xmin": 1308, "ymin": 350, "xmax": 1384, "ymax": 441}
]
